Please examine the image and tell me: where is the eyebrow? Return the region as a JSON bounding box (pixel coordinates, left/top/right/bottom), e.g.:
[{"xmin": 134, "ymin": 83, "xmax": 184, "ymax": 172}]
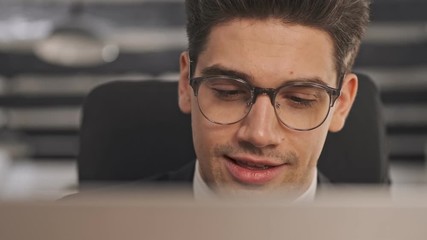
[
  {"xmin": 200, "ymin": 65, "xmax": 254, "ymax": 82},
  {"xmin": 285, "ymin": 77, "xmax": 331, "ymax": 87},
  {"xmin": 200, "ymin": 64, "xmax": 331, "ymax": 87}
]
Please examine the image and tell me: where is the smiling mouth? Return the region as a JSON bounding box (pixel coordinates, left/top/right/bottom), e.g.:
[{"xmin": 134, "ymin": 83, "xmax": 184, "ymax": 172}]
[
  {"xmin": 223, "ymin": 155, "xmax": 290, "ymax": 185},
  {"xmin": 233, "ymin": 159, "xmax": 275, "ymax": 170}
]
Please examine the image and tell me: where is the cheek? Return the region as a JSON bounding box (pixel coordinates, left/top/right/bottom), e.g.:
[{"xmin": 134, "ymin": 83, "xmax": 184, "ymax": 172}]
[
  {"xmin": 190, "ymin": 108, "xmax": 215, "ymax": 181},
  {"xmin": 190, "ymin": 99, "xmax": 233, "ymax": 161},
  {"xmin": 309, "ymin": 118, "xmax": 332, "ymax": 165},
  {"xmin": 190, "ymin": 101, "xmax": 238, "ymax": 184},
  {"xmin": 190, "ymin": 101, "xmax": 208, "ymax": 160},
  {"xmin": 291, "ymin": 124, "xmax": 330, "ymax": 168}
]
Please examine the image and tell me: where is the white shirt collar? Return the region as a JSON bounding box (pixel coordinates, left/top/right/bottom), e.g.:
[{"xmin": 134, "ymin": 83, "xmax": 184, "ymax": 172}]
[{"xmin": 193, "ymin": 160, "xmax": 317, "ymax": 202}]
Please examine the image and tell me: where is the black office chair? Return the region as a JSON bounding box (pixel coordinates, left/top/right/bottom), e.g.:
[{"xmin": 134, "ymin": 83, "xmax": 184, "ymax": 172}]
[{"xmin": 77, "ymin": 74, "xmax": 389, "ymax": 187}]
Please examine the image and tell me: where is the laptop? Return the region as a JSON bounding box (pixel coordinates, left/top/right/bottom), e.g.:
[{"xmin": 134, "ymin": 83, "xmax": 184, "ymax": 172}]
[{"xmin": 1, "ymin": 185, "xmax": 426, "ymax": 240}]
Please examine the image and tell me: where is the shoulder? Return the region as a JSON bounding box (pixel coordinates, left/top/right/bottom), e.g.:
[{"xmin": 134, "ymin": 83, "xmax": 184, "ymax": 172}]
[
  {"xmin": 144, "ymin": 161, "xmax": 196, "ymax": 183},
  {"xmin": 61, "ymin": 162, "xmax": 196, "ymax": 201}
]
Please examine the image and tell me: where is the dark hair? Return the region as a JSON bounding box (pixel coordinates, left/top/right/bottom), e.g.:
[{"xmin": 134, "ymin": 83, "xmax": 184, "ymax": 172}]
[{"xmin": 185, "ymin": 0, "xmax": 370, "ymax": 80}]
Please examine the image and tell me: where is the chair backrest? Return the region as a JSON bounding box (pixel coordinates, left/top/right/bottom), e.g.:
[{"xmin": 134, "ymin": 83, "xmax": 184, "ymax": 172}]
[{"xmin": 77, "ymin": 74, "xmax": 389, "ymax": 186}]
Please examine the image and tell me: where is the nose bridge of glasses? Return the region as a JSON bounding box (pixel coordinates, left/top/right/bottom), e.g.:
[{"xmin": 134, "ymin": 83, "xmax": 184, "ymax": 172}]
[{"xmin": 252, "ymin": 88, "xmax": 276, "ymax": 105}]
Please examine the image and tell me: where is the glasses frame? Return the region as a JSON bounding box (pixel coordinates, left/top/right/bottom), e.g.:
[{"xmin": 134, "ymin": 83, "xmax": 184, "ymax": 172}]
[
  {"xmin": 188, "ymin": 55, "xmax": 343, "ymax": 131},
  {"xmin": 190, "ymin": 76, "xmax": 342, "ymax": 131}
]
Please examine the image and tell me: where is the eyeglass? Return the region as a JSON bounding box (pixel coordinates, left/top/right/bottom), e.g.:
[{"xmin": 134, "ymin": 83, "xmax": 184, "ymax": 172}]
[{"xmin": 189, "ymin": 75, "xmax": 342, "ymax": 131}]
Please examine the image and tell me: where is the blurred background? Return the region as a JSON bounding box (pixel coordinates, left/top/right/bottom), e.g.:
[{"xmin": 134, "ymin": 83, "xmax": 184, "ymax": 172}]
[{"xmin": 0, "ymin": 0, "xmax": 425, "ymax": 200}]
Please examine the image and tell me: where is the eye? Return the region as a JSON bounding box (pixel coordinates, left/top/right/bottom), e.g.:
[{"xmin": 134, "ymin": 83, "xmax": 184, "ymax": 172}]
[
  {"xmin": 286, "ymin": 95, "xmax": 316, "ymax": 108},
  {"xmin": 211, "ymin": 88, "xmax": 248, "ymax": 101},
  {"xmin": 278, "ymin": 92, "xmax": 317, "ymax": 108},
  {"xmin": 214, "ymin": 88, "xmax": 240, "ymax": 96},
  {"xmin": 277, "ymin": 87, "xmax": 322, "ymax": 109},
  {"xmin": 205, "ymin": 78, "xmax": 251, "ymax": 101}
]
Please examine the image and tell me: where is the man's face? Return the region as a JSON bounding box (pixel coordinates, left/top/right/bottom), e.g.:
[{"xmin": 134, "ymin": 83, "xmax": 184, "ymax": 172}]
[{"xmin": 178, "ymin": 19, "xmax": 357, "ymax": 197}]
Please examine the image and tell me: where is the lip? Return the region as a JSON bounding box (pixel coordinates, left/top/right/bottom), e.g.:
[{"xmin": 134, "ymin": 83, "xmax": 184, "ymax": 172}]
[{"xmin": 224, "ymin": 155, "xmax": 289, "ymax": 185}]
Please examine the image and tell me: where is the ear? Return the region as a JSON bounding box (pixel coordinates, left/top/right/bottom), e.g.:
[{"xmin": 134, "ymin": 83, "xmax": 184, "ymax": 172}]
[
  {"xmin": 329, "ymin": 73, "xmax": 358, "ymax": 132},
  {"xmin": 178, "ymin": 51, "xmax": 192, "ymax": 114}
]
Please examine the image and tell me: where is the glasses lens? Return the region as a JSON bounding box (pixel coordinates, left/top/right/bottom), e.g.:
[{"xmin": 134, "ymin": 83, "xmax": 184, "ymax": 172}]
[
  {"xmin": 275, "ymin": 85, "xmax": 331, "ymax": 130},
  {"xmin": 197, "ymin": 77, "xmax": 252, "ymax": 124}
]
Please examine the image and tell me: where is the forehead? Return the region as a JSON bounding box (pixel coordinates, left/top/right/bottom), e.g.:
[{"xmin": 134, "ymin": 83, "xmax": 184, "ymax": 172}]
[{"xmin": 197, "ymin": 19, "xmax": 337, "ymax": 87}]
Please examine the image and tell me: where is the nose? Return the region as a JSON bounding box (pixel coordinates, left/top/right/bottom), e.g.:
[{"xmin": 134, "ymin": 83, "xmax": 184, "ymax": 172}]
[{"xmin": 236, "ymin": 94, "xmax": 283, "ymax": 148}]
